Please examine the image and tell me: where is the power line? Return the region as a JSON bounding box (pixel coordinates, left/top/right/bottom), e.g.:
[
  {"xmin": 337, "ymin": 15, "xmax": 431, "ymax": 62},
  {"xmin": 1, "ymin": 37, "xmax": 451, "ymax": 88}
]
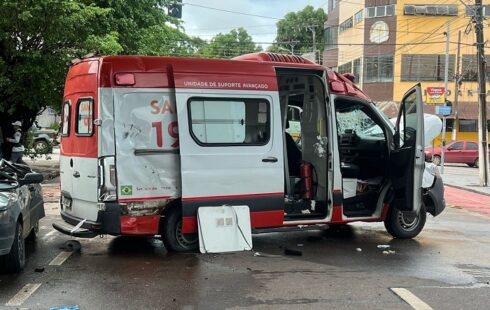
[{"xmin": 182, "ymin": 2, "xmax": 282, "ymax": 20}]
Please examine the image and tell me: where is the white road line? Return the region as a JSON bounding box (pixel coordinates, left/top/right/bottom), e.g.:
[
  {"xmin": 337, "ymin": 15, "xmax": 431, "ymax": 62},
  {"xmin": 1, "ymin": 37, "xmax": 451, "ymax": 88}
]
[
  {"xmin": 5, "ymin": 283, "xmax": 42, "ymax": 306},
  {"xmin": 49, "ymin": 251, "xmax": 73, "ymax": 266},
  {"xmin": 41, "ymin": 229, "xmax": 57, "ymax": 241},
  {"xmin": 391, "ymin": 288, "xmax": 433, "ymax": 310}
]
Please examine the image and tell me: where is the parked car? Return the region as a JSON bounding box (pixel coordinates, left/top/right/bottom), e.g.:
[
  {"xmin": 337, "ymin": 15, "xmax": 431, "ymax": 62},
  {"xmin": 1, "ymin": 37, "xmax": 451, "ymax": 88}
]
[
  {"xmin": 0, "ymin": 159, "xmax": 45, "ymax": 272},
  {"xmin": 31, "ymin": 122, "xmax": 59, "ymax": 154},
  {"xmin": 425, "ymin": 140, "xmax": 479, "ymax": 167}
]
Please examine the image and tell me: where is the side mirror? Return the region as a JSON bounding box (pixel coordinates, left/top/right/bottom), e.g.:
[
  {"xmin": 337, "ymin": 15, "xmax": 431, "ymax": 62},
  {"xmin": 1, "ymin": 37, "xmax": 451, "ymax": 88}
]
[{"xmin": 18, "ymin": 173, "xmax": 44, "ymax": 186}]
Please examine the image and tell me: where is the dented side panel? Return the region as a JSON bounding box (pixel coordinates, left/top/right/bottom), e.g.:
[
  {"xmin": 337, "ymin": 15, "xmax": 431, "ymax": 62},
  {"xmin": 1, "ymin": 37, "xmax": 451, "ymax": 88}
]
[{"xmin": 113, "ymin": 88, "xmax": 181, "ymax": 201}]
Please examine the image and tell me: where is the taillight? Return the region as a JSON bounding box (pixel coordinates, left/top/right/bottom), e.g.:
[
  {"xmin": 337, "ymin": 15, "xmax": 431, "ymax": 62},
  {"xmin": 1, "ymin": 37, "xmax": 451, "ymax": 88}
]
[{"xmin": 98, "ymin": 156, "xmax": 117, "ymax": 202}]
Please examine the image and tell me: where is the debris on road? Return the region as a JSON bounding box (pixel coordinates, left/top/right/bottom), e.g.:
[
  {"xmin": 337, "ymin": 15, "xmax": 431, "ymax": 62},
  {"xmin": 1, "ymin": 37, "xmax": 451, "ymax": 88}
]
[
  {"xmin": 60, "ymin": 240, "xmax": 82, "ymax": 252},
  {"xmin": 253, "ymin": 252, "xmax": 261, "ymax": 257},
  {"xmin": 297, "ymin": 243, "xmax": 304, "ymax": 247},
  {"xmin": 50, "ymin": 305, "xmax": 79, "ymax": 310},
  {"xmin": 356, "ymin": 248, "xmax": 362, "ymax": 252},
  {"xmin": 382, "ymin": 250, "xmax": 396, "ymax": 255},
  {"xmin": 377, "ymin": 245, "xmax": 390, "ymax": 249},
  {"xmin": 34, "ymin": 267, "xmax": 45, "ymax": 273}
]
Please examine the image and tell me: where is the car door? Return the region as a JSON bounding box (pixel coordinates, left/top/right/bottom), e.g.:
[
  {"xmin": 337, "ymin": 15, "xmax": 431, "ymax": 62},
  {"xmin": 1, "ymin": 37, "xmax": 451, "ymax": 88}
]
[
  {"xmin": 176, "ymin": 91, "xmax": 285, "ymax": 228},
  {"xmin": 390, "ymin": 84, "xmax": 425, "ymax": 212},
  {"xmin": 445, "ymin": 141, "xmax": 463, "ymax": 163},
  {"xmin": 464, "ymin": 141, "xmax": 478, "ymax": 163}
]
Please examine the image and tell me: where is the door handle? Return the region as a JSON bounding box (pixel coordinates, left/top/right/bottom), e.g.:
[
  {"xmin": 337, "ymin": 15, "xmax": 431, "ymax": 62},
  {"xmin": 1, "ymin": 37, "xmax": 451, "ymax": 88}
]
[
  {"xmin": 73, "ymin": 171, "xmax": 80, "ymax": 178},
  {"xmin": 262, "ymin": 157, "xmax": 278, "ymax": 163}
]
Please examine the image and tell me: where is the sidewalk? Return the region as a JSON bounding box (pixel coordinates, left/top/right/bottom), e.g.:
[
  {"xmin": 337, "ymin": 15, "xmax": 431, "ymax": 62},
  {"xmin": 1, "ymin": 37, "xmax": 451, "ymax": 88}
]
[{"xmin": 440, "ymin": 164, "xmax": 490, "ymax": 196}]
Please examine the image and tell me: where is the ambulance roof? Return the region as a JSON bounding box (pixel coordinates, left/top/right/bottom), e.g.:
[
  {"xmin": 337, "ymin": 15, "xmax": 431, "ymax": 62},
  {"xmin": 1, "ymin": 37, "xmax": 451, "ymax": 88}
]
[{"xmin": 68, "ymin": 53, "xmax": 370, "ymax": 100}]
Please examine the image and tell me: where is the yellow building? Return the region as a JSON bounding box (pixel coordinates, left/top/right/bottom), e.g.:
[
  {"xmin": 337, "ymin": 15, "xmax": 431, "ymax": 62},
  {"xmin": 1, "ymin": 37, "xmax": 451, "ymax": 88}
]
[{"xmin": 323, "ymin": 0, "xmax": 490, "ymax": 144}]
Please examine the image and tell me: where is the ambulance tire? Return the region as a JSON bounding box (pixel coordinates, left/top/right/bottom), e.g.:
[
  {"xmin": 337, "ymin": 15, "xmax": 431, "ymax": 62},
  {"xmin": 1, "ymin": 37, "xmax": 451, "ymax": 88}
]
[
  {"xmin": 162, "ymin": 207, "xmax": 198, "ymax": 252},
  {"xmin": 384, "ymin": 204, "xmax": 426, "ymax": 239}
]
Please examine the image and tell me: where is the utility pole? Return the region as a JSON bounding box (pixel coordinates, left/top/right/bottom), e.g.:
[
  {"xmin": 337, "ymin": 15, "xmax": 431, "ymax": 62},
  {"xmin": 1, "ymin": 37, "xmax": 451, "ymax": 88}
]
[
  {"xmin": 475, "ymin": 0, "xmax": 488, "ymax": 186},
  {"xmin": 452, "ymin": 30, "xmax": 462, "ymax": 142},
  {"xmin": 440, "ymin": 21, "xmax": 450, "ymax": 174},
  {"xmin": 303, "ymin": 25, "xmax": 320, "ymax": 63}
]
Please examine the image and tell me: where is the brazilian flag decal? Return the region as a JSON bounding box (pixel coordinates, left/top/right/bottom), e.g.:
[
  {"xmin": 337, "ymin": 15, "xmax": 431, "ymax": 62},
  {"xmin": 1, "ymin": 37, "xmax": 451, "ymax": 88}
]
[{"xmin": 120, "ymin": 185, "xmax": 133, "ymax": 195}]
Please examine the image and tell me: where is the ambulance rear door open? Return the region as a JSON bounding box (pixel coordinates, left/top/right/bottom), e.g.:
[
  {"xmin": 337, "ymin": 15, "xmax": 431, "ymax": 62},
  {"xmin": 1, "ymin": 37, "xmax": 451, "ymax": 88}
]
[{"xmin": 175, "ymin": 87, "xmax": 285, "ymax": 231}]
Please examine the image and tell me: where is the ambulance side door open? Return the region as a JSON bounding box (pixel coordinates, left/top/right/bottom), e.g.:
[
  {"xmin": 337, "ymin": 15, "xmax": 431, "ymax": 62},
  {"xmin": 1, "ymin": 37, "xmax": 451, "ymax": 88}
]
[
  {"xmin": 176, "ymin": 92, "xmax": 285, "ymax": 229},
  {"xmin": 390, "ymin": 84, "xmax": 425, "ymax": 213}
]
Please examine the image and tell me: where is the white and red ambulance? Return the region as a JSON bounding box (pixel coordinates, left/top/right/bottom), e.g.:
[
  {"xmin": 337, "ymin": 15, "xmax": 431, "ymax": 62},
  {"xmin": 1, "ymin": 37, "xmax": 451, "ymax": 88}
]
[{"xmin": 53, "ymin": 53, "xmax": 445, "ymax": 251}]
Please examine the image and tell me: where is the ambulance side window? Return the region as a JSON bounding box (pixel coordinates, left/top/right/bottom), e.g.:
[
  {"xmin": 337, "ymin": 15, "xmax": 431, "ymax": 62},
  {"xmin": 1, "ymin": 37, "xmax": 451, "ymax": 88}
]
[
  {"xmin": 61, "ymin": 101, "xmax": 70, "ymax": 136},
  {"xmin": 75, "ymin": 98, "xmax": 94, "ymax": 136},
  {"xmin": 188, "ymin": 98, "xmax": 270, "ymax": 145}
]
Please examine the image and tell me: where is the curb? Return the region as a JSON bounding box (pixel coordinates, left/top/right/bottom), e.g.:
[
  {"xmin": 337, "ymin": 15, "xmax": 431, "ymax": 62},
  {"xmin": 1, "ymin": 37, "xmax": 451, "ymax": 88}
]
[{"xmin": 444, "ymin": 183, "xmax": 490, "ymax": 197}]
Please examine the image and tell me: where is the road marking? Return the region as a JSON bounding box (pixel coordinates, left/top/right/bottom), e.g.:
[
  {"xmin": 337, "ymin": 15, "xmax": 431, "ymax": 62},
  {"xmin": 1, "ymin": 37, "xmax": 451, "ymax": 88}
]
[
  {"xmin": 41, "ymin": 229, "xmax": 57, "ymax": 241},
  {"xmin": 5, "ymin": 283, "xmax": 42, "ymax": 306},
  {"xmin": 391, "ymin": 288, "xmax": 433, "ymax": 310},
  {"xmin": 49, "ymin": 251, "xmax": 73, "ymax": 266}
]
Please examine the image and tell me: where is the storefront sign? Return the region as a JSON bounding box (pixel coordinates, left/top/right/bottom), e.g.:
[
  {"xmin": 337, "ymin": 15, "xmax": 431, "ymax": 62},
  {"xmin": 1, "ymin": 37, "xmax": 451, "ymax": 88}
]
[{"xmin": 426, "ymin": 87, "xmax": 446, "ymax": 104}]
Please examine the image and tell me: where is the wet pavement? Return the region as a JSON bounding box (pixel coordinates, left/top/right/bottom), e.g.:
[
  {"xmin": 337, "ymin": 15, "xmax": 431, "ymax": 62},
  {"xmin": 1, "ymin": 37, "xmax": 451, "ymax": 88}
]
[
  {"xmin": 1, "ymin": 158, "xmax": 490, "ymax": 309},
  {"xmin": 0, "ymin": 202, "xmax": 489, "ymax": 309}
]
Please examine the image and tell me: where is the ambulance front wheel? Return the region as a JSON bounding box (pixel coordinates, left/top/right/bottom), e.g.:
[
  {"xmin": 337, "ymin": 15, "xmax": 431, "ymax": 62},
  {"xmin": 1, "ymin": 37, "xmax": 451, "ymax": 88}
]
[
  {"xmin": 161, "ymin": 207, "xmax": 198, "ymax": 252},
  {"xmin": 384, "ymin": 204, "xmax": 426, "ymax": 239}
]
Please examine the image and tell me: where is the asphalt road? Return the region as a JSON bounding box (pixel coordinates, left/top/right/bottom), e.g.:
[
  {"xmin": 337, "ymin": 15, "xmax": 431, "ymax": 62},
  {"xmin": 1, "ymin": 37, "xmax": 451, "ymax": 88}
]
[{"xmin": 1, "ymin": 202, "xmax": 489, "ymax": 310}]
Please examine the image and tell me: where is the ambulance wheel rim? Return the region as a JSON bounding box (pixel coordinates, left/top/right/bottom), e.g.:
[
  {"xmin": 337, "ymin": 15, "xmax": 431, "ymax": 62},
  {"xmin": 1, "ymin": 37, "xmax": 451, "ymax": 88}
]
[
  {"xmin": 175, "ymin": 220, "xmax": 198, "ymax": 249},
  {"xmin": 397, "ymin": 211, "xmax": 419, "ymax": 231}
]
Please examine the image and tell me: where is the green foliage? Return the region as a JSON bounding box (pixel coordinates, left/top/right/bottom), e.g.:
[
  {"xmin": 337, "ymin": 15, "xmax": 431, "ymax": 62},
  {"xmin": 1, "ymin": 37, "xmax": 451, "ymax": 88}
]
[
  {"xmin": 270, "ymin": 5, "xmax": 326, "ymax": 56},
  {"xmin": 199, "ymin": 28, "xmax": 262, "ymax": 59},
  {"xmin": 0, "ymin": 0, "xmax": 187, "ymax": 133}
]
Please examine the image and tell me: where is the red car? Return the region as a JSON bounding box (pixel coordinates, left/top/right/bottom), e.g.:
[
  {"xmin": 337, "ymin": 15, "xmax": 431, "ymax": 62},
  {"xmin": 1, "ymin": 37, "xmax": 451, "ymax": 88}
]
[{"xmin": 425, "ymin": 141, "xmax": 479, "ymax": 167}]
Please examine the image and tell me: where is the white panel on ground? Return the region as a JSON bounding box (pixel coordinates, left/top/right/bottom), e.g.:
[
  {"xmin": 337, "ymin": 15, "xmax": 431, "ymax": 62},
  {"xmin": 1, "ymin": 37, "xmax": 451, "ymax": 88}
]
[{"xmin": 198, "ymin": 205, "xmax": 252, "ymax": 253}]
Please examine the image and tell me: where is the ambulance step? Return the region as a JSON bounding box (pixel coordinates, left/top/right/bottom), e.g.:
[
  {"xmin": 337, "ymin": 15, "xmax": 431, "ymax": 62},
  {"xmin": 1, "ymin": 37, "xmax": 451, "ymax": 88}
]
[
  {"xmin": 52, "ymin": 221, "xmax": 98, "ymax": 238},
  {"xmin": 252, "ymin": 224, "xmax": 328, "ymax": 234}
]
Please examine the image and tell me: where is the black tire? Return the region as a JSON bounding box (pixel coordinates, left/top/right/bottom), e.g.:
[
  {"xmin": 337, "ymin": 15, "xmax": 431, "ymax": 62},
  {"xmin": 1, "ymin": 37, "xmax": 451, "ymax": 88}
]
[
  {"xmin": 161, "ymin": 207, "xmax": 198, "ymax": 252},
  {"xmin": 33, "ymin": 139, "xmax": 49, "ymax": 153},
  {"xmin": 4, "ymin": 221, "xmax": 26, "ymax": 272},
  {"xmin": 467, "ymin": 163, "xmax": 475, "ymax": 167},
  {"xmin": 432, "ymin": 155, "xmax": 441, "ymax": 166},
  {"xmin": 27, "ymin": 221, "xmax": 39, "ymax": 242},
  {"xmin": 384, "ymin": 204, "xmax": 426, "ymax": 239},
  {"xmin": 474, "ymin": 158, "xmax": 479, "ymax": 168}
]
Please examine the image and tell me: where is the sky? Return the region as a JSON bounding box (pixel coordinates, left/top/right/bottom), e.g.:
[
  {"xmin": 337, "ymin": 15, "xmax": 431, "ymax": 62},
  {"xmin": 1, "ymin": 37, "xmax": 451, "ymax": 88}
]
[{"xmin": 181, "ymin": 0, "xmax": 328, "ymax": 49}]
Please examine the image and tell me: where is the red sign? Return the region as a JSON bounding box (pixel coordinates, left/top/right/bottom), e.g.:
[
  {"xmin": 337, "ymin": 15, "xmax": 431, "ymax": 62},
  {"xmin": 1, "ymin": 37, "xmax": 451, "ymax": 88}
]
[{"xmin": 426, "ymin": 87, "xmax": 446, "ymax": 104}]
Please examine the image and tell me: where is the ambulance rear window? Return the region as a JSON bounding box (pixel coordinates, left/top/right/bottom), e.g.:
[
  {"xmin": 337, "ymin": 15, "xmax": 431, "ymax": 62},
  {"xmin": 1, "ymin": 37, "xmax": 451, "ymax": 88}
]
[
  {"xmin": 61, "ymin": 101, "xmax": 70, "ymax": 136},
  {"xmin": 188, "ymin": 98, "xmax": 270, "ymax": 146},
  {"xmin": 75, "ymin": 98, "xmax": 94, "ymax": 136}
]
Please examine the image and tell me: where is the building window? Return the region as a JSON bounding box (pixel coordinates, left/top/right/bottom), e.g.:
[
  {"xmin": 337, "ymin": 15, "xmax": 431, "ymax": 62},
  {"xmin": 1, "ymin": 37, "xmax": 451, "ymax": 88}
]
[
  {"xmin": 465, "ymin": 5, "xmax": 490, "ymax": 16},
  {"xmin": 332, "ymin": 0, "xmax": 337, "ymax": 9},
  {"xmin": 354, "ymin": 10, "xmax": 363, "ymax": 24},
  {"xmin": 461, "ymin": 55, "xmax": 490, "ymax": 81},
  {"xmin": 445, "ymin": 119, "xmax": 454, "ymax": 132},
  {"xmin": 404, "ymin": 4, "xmax": 458, "ymax": 16},
  {"xmin": 401, "ymin": 54, "xmax": 455, "ymax": 81},
  {"xmin": 324, "ymin": 26, "xmax": 338, "ymax": 50},
  {"xmin": 338, "ymin": 62, "xmax": 353, "ymax": 74},
  {"xmin": 363, "ymin": 55, "xmax": 393, "ymax": 83},
  {"xmin": 339, "ymin": 17, "xmax": 353, "ymax": 33},
  {"xmin": 459, "ymin": 120, "xmax": 478, "ymax": 132},
  {"xmin": 366, "ymin": 5, "xmax": 396, "ymax": 18},
  {"xmin": 188, "ymin": 98, "xmax": 270, "ymax": 145}
]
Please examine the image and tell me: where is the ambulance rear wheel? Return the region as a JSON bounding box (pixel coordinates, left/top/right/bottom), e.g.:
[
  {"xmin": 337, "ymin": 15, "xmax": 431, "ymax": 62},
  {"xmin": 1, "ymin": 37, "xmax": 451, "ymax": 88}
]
[
  {"xmin": 162, "ymin": 207, "xmax": 198, "ymax": 252},
  {"xmin": 384, "ymin": 204, "xmax": 426, "ymax": 239}
]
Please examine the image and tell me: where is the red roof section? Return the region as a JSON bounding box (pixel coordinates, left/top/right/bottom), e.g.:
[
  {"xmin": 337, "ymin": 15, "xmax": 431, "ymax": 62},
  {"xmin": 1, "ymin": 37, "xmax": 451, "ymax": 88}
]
[{"xmin": 66, "ymin": 53, "xmax": 370, "ymax": 100}]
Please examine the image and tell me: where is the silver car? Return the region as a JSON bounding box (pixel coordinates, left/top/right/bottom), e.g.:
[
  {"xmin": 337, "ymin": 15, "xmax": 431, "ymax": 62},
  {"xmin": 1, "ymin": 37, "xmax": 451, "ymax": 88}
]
[{"xmin": 0, "ymin": 160, "xmax": 45, "ymax": 272}]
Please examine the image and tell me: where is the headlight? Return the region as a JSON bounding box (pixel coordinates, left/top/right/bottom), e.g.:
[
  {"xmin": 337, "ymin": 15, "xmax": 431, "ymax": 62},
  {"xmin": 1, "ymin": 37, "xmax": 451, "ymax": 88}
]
[{"xmin": 425, "ymin": 162, "xmax": 440, "ymax": 177}]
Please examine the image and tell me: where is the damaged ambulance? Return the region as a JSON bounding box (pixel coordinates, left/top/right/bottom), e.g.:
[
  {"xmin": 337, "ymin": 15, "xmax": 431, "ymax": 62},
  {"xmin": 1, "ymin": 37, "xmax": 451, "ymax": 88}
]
[{"xmin": 53, "ymin": 53, "xmax": 445, "ymax": 251}]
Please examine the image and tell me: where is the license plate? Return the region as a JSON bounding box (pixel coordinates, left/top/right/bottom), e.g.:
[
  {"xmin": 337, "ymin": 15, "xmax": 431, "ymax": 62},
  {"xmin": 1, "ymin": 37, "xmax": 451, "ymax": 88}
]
[{"xmin": 62, "ymin": 196, "xmax": 72, "ymax": 210}]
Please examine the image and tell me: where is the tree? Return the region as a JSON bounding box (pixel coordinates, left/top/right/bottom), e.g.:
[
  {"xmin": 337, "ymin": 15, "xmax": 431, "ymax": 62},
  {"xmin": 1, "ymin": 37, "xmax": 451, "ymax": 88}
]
[
  {"xmin": 269, "ymin": 6, "xmax": 326, "ymax": 57},
  {"xmin": 0, "ymin": 0, "xmax": 190, "ymax": 155},
  {"xmin": 200, "ymin": 28, "xmax": 262, "ymax": 59}
]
